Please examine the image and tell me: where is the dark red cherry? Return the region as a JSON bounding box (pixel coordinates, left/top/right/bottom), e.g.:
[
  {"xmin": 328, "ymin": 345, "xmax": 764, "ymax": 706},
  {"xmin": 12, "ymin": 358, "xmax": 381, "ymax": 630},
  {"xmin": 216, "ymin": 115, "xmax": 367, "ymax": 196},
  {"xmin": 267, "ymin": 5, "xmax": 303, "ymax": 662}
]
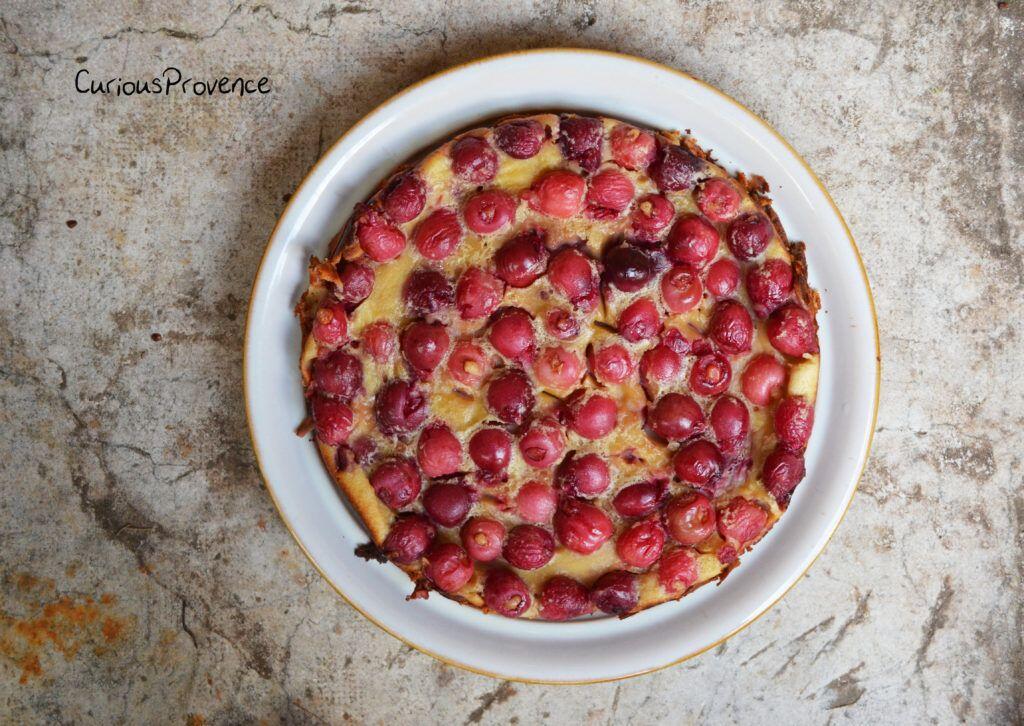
[
  {"xmin": 603, "ymin": 244, "xmax": 656, "ymax": 292},
  {"xmin": 488, "ymin": 307, "xmax": 536, "ymax": 363},
  {"xmin": 450, "ymin": 135, "xmax": 498, "ymax": 183},
  {"xmin": 590, "ymin": 570, "xmax": 639, "ymax": 614},
  {"xmin": 369, "ymin": 457, "xmax": 421, "ymax": 509},
  {"xmin": 648, "ymin": 393, "xmax": 705, "ymax": 441},
  {"xmin": 663, "ymin": 492, "xmax": 716, "ymax": 545},
  {"xmin": 413, "ymin": 208, "xmax": 462, "ymax": 260},
  {"xmin": 455, "ymin": 266, "xmax": 504, "ymax": 320},
  {"xmin": 710, "ymin": 395, "xmax": 750, "ymax": 453},
  {"xmin": 746, "ymin": 258, "xmax": 793, "ymax": 317},
  {"xmin": 649, "ymin": 144, "xmax": 704, "ymax": 192},
  {"xmin": 416, "ymin": 422, "xmax": 462, "ymax": 478},
  {"xmin": 667, "ymin": 215, "xmax": 719, "ymax": 269},
  {"xmin": 705, "ymin": 258, "xmax": 740, "ymax": 297},
  {"xmin": 312, "ymin": 349, "xmax": 363, "ymax": 401},
  {"xmin": 555, "ymin": 452, "xmax": 611, "ymax": 498},
  {"xmin": 486, "ymin": 369, "xmax": 535, "ymax": 425},
  {"xmin": 483, "ymin": 568, "xmax": 531, "ymax": 618},
  {"xmin": 616, "ymin": 520, "xmax": 666, "ymax": 569},
  {"xmin": 494, "ymin": 119, "xmax": 544, "ymax": 159},
  {"xmin": 726, "ymin": 212, "xmax": 773, "ymax": 260},
  {"xmin": 381, "ymin": 172, "xmax": 427, "ymax": 223},
  {"xmin": 548, "ymin": 248, "xmax": 599, "ymax": 311},
  {"xmin": 495, "ymin": 229, "xmax": 549, "ymax": 287},
  {"xmin": 403, "ymin": 268, "xmax": 454, "ymax": 315},
  {"xmin": 336, "ymin": 262, "xmax": 375, "ymax": 306},
  {"xmin": 539, "ymin": 576, "xmax": 592, "ymax": 621},
  {"xmin": 312, "ymin": 299, "xmax": 349, "ymax": 347},
  {"xmin": 468, "ymin": 427, "xmax": 513, "ymax": 473},
  {"xmin": 422, "ymin": 482, "xmax": 473, "ymax": 527},
  {"xmin": 554, "ymin": 498, "xmax": 613, "ymax": 554},
  {"xmin": 383, "ymin": 514, "xmax": 436, "ymax": 564},
  {"xmin": 401, "ymin": 321, "xmax": 450, "ymax": 374},
  {"xmin": 311, "ymin": 394, "xmax": 354, "ymax": 446},
  {"xmin": 424, "ymin": 542, "xmax": 474, "ymax": 593},
  {"xmin": 612, "ymin": 480, "xmax": 668, "ymax": 518},
  {"xmin": 767, "ymin": 304, "xmax": 819, "ymax": 357},
  {"xmin": 689, "ymin": 353, "xmax": 732, "ymax": 397},
  {"xmin": 762, "ymin": 447, "xmax": 806, "ymax": 505},
  {"xmin": 774, "ymin": 395, "xmax": 814, "ymax": 452},
  {"xmin": 673, "ymin": 439, "xmax": 724, "ymax": 486},
  {"xmin": 503, "ymin": 524, "xmax": 555, "ymax": 570},
  {"xmin": 374, "ymin": 379, "xmax": 428, "ymax": 436},
  {"xmin": 707, "ymin": 300, "xmax": 753, "ymax": 354},
  {"xmin": 355, "ymin": 205, "xmax": 405, "ymax": 262},
  {"xmin": 557, "ymin": 115, "xmax": 603, "ymax": 172},
  {"xmin": 618, "ymin": 298, "xmax": 661, "ymax": 342}
]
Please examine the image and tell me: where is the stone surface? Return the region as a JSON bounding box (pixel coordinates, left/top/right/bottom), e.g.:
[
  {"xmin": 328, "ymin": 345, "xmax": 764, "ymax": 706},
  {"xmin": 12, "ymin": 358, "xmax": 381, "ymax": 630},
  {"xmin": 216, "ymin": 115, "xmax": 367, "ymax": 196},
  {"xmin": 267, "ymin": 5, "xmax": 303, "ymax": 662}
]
[{"xmin": 1, "ymin": 1, "xmax": 1021, "ymax": 723}]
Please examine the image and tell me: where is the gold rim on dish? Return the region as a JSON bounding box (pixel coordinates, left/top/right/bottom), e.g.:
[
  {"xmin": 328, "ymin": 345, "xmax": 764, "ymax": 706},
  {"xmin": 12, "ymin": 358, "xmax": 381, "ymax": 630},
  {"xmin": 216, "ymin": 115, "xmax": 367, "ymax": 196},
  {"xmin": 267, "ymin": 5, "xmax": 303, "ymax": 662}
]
[{"xmin": 242, "ymin": 47, "xmax": 882, "ymax": 685}]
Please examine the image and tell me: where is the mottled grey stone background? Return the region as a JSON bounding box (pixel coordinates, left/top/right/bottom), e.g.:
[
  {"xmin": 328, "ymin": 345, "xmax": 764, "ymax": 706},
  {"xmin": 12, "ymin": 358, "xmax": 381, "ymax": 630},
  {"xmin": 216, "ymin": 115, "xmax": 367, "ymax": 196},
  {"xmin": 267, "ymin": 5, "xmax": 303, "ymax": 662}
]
[{"xmin": 1, "ymin": 1, "xmax": 1021, "ymax": 723}]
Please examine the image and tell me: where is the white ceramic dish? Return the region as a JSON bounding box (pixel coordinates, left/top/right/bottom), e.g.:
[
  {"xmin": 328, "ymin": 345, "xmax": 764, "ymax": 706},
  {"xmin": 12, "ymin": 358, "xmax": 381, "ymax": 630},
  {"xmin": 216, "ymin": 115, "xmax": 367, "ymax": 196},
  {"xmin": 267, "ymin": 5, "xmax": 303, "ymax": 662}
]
[{"xmin": 244, "ymin": 49, "xmax": 879, "ymax": 683}]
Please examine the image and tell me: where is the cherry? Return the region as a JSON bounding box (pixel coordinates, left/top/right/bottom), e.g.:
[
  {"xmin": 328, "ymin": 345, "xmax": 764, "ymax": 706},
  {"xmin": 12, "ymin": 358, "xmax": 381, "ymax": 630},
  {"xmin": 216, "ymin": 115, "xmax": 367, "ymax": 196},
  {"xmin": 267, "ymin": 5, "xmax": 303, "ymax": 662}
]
[
  {"xmin": 618, "ymin": 298, "xmax": 661, "ymax": 342},
  {"xmin": 661, "ymin": 327, "xmax": 693, "ymax": 355},
  {"xmin": 658, "ymin": 548, "xmax": 698, "ymax": 592},
  {"xmin": 586, "ymin": 169, "xmax": 635, "ymax": 215},
  {"xmin": 556, "ymin": 452, "xmax": 611, "ymax": 497},
  {"xmin": 763, "ymin": 447, "xmax": 806, "ymax": 504},
  {"xmin": 717, "ymin": 497, "xmax": 768, "ymax": 546},
  {"xmin": 463, "ymin": 189, "xmax": 517, "ymax": 235},
  {"xmin": 488, "ymin": 307, "xmax": 536, "ymax": 363},
  {"xmin": 416, "ymin": 422, "xmax": 462, "ymax": 478},
  {"xmin": 311, "ymin": 394, "xmax": 354, "ymax": 446},
  {"xmin": 726, "ymin": 212, "xmax": 773, "ymax": 260},
  {"xmin": 369, "ymin": 457, "xmax": 421, "ymax": 509},
  {"xmin": 631, "ymin": 194, "xmax": 675, "ymax": 241},
  {"xmin": 446, "ymin": 341, "xmax": 490, "ymax": 388},
  {"xmin": 695, "ymin": 178, "xmax": 741, "ymax": 222},
  {"xmin": 516, "ymin": 481, "xmax": 558, "ymax": 523},
  {"xmin": 494, "ymin": 119, "xmax": 544, "ymax": 159},
  {"xmin": 495, "ymin": 229, "xmax": 549, "ymax": 287},
  {"xmin": 312, "ymin": 299, "xmax": 348, "ymax": 347},
  {"xmin": 667, "ymin": 215, "xmax": 719, "ymax": 269},
  {"xmin": 603, "ymin": 244, "xmax": 656, "ymax": 292},
  {"xmin": 661, "ymin": 263, "xmax": 703, "ymax": 313},
  {"xmin": 707, "ymin": 300, "xmax": 753, "ymax": 354},
  {"xmin": 554, "ymin": 498, "xmax": 613, "ymax": 554},
  {"xmin": 381, "ymin": 172, "xmax": 426, "ymax": 223},
  {"xmin": 503, "ymin": 524, "xmax": 555, "ymax": 570},
  {"xmin": 524, "ymin": 170, "xmax": 586, "ymax": 218},
  {"xmin": 663, "ymin": 492, "xmax": 716, "ymax": 545},
  {"xmin": 466, "ymin": 428, "xmax": 510, "ymax": 474},
  {"xmin": 640, "ymin": 344, "xmax": 681, "ymax": 389},
  {"xmin": 460, "ymin": 517, "xmax": 506, "ymax": 562},
  {"xmin": 486, "ymin": 369, "xmax": 535, "ymax": 425},
  {"xmin": 413, "ymin": 208, "xmax": 463, "ymax": 260},
  {"xmin": 610, "ymin": 123, "xmax": 657, "ymax": 170},
  {"xmin": 590, "ymin": 570, "xmax": 639, "ymax": 615},
  {"xmin": 705, "ymin": 258, "xmax": 740, "ymax": 298},
  {"xmin": 689, "ymin": 353, "xmax": 732, "ymax": 397},
  {"xmin": 673, "ymin": 439, "xmax": 724, "ymax": 486},
  {"xmin": 548, "ymin": 248, "xmax": 599, "ymax": 310},
  {"xmin": 589, "ymin": 343, "xmax": 634, "ymax": 384},
  {"xmin": 710, "ymin": 395, "xmax": 750, "ymax": 452},
  {"xmin": 450, "ymin": 135, "xmax": 498, "ymax": 183},
  {"xmin": 539, "ymin": 576, "xmax": 592, "ymax": 621},
  {"xmin": 424, "ymin": 542, "xmax": 474, "ymax": 592},
  {"xmin": 401, "ymin": 321, "xmax": 450, "ymax": 375},
  {"xmin": 649, "ymin": 144, "xmax": 703, "ymax": 192},
  {"xmin": 454, "ymin": 267, "xmax": 504, "ymax": 320},
  {"xmin": 403, "ymin": 268, "xmax": 454, "ymax": 315},
  {"xmin": 741, "ymin": 354, "xmax": 787, "ymax": 405},
  {"xmin": 557, "ymin": 115, "xmax": 603, "ymax": 172},
  {"xmin": 767, "ymin": 304, "xmax": 819, "ymax": 357},
  {"xmin": 383, "ymin": 514, "xmax": 436, "ymax": 564},
  {"xmin": 774, "ymin": 396, "xmax": 814, "ymax": 452},
  {"xmin": 374, "ymin": 379, "xmax": 428, "ymax": 436},
  {"xmin": 355, "ymin": 206, "xmax": 405, "ymax": 262},
  {"xmin": 617, "ymin": 520, "xmax": 666, "ymax": 569},
  {"xmin": 648, "ymin": 393, "xmax": 705, "ymax": 441},
  {"xmin": 533, "ymin": 345, "xmax": 584, "ymax": 390},
  {"xmin": 615, "ymin": 482, "xmax": 669, "ymax": 524},
  {"xmin": 746, "ymin": 259, "xmax": 793, "ymax": 317},
  {"xmin": 483, "ymin": 567, "xmax": 531, "ymax": 618},
  {"xmin": 336, "ymin": 262, "xmax": 375, "ymax": 306},
  {"xmin": 312, "ymin": 349, "xmax": 363, "ymax": 401},
  {"xmin": 422, "ymin": 482, "xmax": 473, "ymax": 527},
  {"xmin": 518, "ymin": 416, "xmax": 566, "ymax": 468},
  {"xmin": 362, "ymin": 321, "xmax": 396, "ymax": 362},
  {"xmin": 543, "ymin": 308, "xmax": 579, "ymax": 340},
  {"xmin": 565, "ymin": 390, "xmax": 618, "ymax": 440}
]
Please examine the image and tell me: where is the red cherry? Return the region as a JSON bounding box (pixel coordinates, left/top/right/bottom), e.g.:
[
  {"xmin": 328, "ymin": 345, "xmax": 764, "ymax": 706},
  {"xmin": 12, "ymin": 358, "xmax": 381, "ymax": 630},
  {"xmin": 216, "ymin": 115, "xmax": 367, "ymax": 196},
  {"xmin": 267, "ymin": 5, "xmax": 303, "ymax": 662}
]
[
  {"xmin": 463, "ymin": 189, "xmax": 517, "ymax": 235},
  {"xmin": 503, "ymin": 524, "xmax": 555, "ymax": 570},
  {"xmin": 664, "ymin": 492, "xmax": 716, "ymax": 545},
  {"xmin": 763, "ymin": 447, "xmax": 806, "ymax": 504},
  {"xmin": 610, "ymin": 124, "xmax": 657, "ymax": 170},
  {"xmin": 383, "ymin": 514, "xmax": 436, "ymax": 564},
  {"xmin": 661, "ymin": 327, "xmax": 693, "ymax": 355},
  {"xmin": 486, "ymin": 369, "xmax": 535, "ymax": 425},
  {"xmin": 590, "ymin": 343, "xmax": 634, "ymax": 384},
  {"xmin": 667, "ymin": 215, "xmax": 719, "ymax": 269},
  {"xmin": 774, "ymin": 396, "xmax": 814, "ymax": 452},
  {"xmin": 746, "ymin": 259, "xmax": 793, "ymax": 317},
  {"xmin": 495, "ymin": 229, "xmax": 549, "ymax": 287},
  {"xmin": 658, "ymin": 548, "xmax": 698, "ymax": 592},
  {"xmin": 557, "ymin": 115, "xmax": 603, "ymax": 172},
  {"xmin": 554, "ymin": 498, "xmax": 613, "ymax": 554},
  {"xmin": 705, "ymin": 258, "xmax": 740, "ymax": 297},
  {"xmin": 516, "ymin": 481, "xmax": 558, "ymax": 523},
  {"xmin": 603, "ymin": 244, "xmax": 656, "ymax": 292},
  {"xmin": 524, "ymin": 170, "xmax": 586, "ymax": 218},
  {"xmin": 311, "ymin": 394, "xmax": 354, "ymax": 446},
  {"xmin": 726, "ymin": 212, "xmax": 773, "ymax": 260},
  {"xmin": 483, "ymin": 568, "xmax": 531, "ymax": 618},
  {"xmin": 460, "ymin": 517, "xmax": 506, "ymax": 562},
  {"xmin": 468, "ymin": 427, "xmax": 512, "ymax": 473},
  {"xmin": 446, "ymin": 341, "xmax": 490, "ymax": 388},
  {"xmin": 416, "ymin": 423, "xmax": 462, "ymax": 478},
  {"xmin": 544, "ymin": 308, "xmax": 581, "ymax": 340},
  {"xmin": 361, "ymin": 321, "xmax": 396, "ymax": 363},
  {"xmin": 548, "ymin": 248, "xmax": 599, "ymax": 311},
  {"xmin": 422, "ymin": 482, "xmax": 473, "ymax": 527},
  {"xmin": 741, "ymin": 354, "xmax": 787, "ymax": 405},
  {"xmin": 312, "ymin": 299, "xmax": 349, "ymax": 347},
  {"xmin": 695, "ymin": 178, "xmax": 741, "ymax": 222},
  {"xmin": 518, "ymin": 416, "xmax": 566, "ymax": 468},
  {"xmin": 673, "ymin": 439, "xmax": 724, "ymax": 486},
  {"xmin": 369, "ymin": 458, "xmax": 421, "ymax": 509},
  {"xmin": 617, "ymin": 520, "xmax": 666, "ymax": 569},
  {"xmin": 649, "ymin": 144, "xmax": 704, "ymax": 192},
  {"xmin": 618, "ymin": 298, "xmax": 661, "ymax": 342},
  {"xmin": 631, "ymin": 194, "xmax": 675, "ymax": 241},
  {"xmin": 556, "ymin": 452, "xmax": 611, "ymax": 497},
  {"xmin": 403, "ymin": 268, "xmax": 454, "ymax": 315},
  {"xmin": 312, "ymin": 349, "xmax": 363, "ymax": 401},
  {"xmin": 689, "ymin": 353, "xmax": 732, "ymax": 397},
  {"xmin": 455, "ymin": 266, "xmax": 504, "ymax": 320},
  {"xmin": 336, "ymin": 262, "xmax": 374, "ymax": 306},
  {"xmin": 539, "ymin": 576, "xmax": 592, "ymax": 621},
  {"xmin": 401, "ymin": 321, "xmax": 450, "ymax": 375},
  {"xmin": 413, "ymin": 208, "xmax": 462, "ymax": 260},
  {"xmin": 586, "ymin": 169, "xmax": 635, "ymax": 215},
  {"xmin": 661, "ymin": 263, "xmax": 703, "ymax": 313},
  {"xmin": 767, "ymin": 304, "xmax": 819, "ymax": 357},
  {"xmin": 488, "ymin": 307, "xmax": 536, "ymax": 363},
  {"xmin": 450, "ymin": 135, "xmax": 498, "ymax": 183},
  {"xmin": 533, "ymin": 345, "xmax": 584, "ymax": 390},
  {"xmin": 717, "ymin": 497, "xmax": 768, "ymax": 546},
  {"xmin": 640, "ymin": 344, "xmax": 682, "ymax": 388},
  {"xmin": 382, "ymin": 172, "xmax": 426, "ymax": 223},
  {"xmin": 648, "ymin": 393, "xmax": 705, "ymax": 441},
  {"xmin": 494, "ymin": 119, "xmax": 544, "ymax": 159},
  {"xmin": 355, "ymin": 206, "xmax": 406, "ymax": 262},
  {"xmin": 565, "ymin": 390, "xmax": 618, "ymax": 440},
  {"xmin": 708, "ymin": 300, "xmax": 753, "ymax": 354},
  {"xmin": 424, "ymin": 542, "xmax": 473, "ymax": 593},
  {"xmin": 374, "ymin": 379, "xmax": 428, "ymax": 436},
  {"xmin": 590, "ymin": 570, "xmax": 639, "ymax": 614},
  {"xmin": 710, "ymin": 395, "xmax": 750, "ymax": 453},
  {"xmin": 612, "ymin": 480, "xmax": 668, "ymax": 518}
]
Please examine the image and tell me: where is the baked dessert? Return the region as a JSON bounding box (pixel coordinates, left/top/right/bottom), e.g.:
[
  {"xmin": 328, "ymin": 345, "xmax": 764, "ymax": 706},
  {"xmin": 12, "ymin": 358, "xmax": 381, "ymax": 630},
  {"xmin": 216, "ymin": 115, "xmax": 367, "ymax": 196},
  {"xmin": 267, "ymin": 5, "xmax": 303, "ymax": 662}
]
[{"xmin": 296, "ymin": 113, "xmax": 820, "ymax": 620}]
